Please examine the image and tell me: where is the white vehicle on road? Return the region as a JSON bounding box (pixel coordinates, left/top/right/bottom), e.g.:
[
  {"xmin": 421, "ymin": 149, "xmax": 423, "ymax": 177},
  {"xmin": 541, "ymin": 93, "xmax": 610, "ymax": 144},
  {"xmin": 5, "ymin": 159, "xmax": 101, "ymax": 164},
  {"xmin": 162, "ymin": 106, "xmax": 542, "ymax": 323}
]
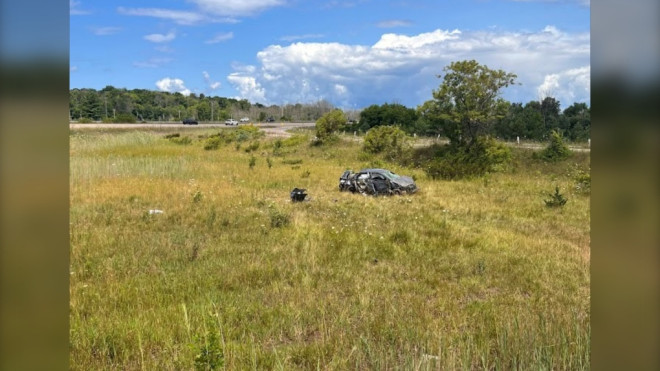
[
  {"xmin": 224, "ymin": 119, "xmax": 239, "ymax": 126},
  {"xmin": 240, "ymin": 117, "xmax": 250, "ymax": 123}
]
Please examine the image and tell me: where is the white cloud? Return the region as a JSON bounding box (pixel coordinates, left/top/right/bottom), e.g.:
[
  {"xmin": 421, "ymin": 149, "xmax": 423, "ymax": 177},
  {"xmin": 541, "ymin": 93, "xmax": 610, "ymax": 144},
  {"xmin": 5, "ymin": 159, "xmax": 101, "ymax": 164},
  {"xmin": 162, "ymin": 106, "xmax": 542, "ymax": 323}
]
[
  {"xmin": 70, "ymin": 66, "xmax": 78, "ymax": 72},
  {"xmin": 190, "ymin": 0, "xmax": 286, "ymax": 16},
  {"xmin": 227, "ymin": 74, "xmax": 266, "ymax": 103},
  {"xmin": 133, "ymin": 58, "xmax": 173, "ymax": 68},
  {"xmin": 203, "ymin": 71, "xmax": 222, "ymax": 90},
  {"xmin": 144, "ymin": 31, "xmax": 176, "ymax": 43},
  {"xmin": 538, "ymin": 66, "xmax": 590, "ymax": 103},
  {"xmin": 205, "ymin": 32, "xmax": 234, "ymax": 44},
  {"xmin": 156, "ymin": 78, "xmax": 191, "ymax": 96},
  {"xmin": 280, "ymin": 34, "xmax": 325, "ymax": 42},
  {"xmin": 376, "ymin": 20, "xmax": 412, "ymax": 28},
  {"xmin": 90, "ymin": 27, "xmax": 121, "ymax": 36},
  {"xmin": 118, "ymin": 7, "xmax": 208, "ymax": 25},
  {"xmin": 227, "ymin": 26, "xmax": 590, "ymax": 108},
  {"xmin": 70, "ymin": 0, "xmax": 90, "ymax": 15}
]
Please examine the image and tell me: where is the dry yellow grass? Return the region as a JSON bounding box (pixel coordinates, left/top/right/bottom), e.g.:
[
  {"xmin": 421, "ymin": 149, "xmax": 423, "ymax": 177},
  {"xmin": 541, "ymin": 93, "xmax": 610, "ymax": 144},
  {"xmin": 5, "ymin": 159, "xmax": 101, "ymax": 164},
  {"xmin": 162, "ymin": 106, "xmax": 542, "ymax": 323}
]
[{"xmin": 70, "ymin": 128, "xmax": 590, "ymax": 370}]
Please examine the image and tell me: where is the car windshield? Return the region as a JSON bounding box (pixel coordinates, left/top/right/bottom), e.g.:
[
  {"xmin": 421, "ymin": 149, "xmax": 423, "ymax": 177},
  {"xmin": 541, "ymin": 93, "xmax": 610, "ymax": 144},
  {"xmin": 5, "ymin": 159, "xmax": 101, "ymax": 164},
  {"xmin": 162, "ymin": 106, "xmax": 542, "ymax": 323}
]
[{"xmin": 378, "ymin": 170, "xmax": 399, "ymax": 180}]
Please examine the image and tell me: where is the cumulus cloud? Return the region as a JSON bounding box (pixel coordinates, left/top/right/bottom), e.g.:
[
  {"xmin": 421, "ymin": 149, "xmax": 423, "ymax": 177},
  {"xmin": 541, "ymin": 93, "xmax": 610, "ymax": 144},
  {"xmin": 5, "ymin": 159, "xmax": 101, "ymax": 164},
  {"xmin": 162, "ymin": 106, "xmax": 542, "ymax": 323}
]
[
  {"xmin": 203, "ymin": 71, "xmax": 222, "ymax": 90},
  {"xmin": 538, "ymin": 66, "xmax": 590, "ymax": 103},
  {"xmin": 227, "ymin": 26, "xmax": 590, "ymax": 108},
  {"xmin": 205, "ymin": 32, "xmax": 234, "ymax": 44},
  {"xmin": 376, "ymin": 20, "xmax": 412, "ymax": 28},
  {"xmin": 156, "ymin": 78, "xmax": 191, "ymax": 96},
  {"xmin": 227, "ymin": 73, "xmax": 266, "ymax": 103},
  {"xmin": 90, "ymin": 27, "xmax": 121, "ymax": 36},
  {"xmin": 144, "ymin": 31, "xmax": 176, "ymax": 43}
]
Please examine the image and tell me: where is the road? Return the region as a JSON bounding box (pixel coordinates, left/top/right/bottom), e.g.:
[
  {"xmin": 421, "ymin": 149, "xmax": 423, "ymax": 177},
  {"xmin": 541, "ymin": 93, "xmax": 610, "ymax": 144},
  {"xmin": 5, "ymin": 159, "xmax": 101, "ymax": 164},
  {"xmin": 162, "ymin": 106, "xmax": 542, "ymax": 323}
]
[{"xmin": 69, "ymin": 121, "xmax": 316, "ymax": 138}]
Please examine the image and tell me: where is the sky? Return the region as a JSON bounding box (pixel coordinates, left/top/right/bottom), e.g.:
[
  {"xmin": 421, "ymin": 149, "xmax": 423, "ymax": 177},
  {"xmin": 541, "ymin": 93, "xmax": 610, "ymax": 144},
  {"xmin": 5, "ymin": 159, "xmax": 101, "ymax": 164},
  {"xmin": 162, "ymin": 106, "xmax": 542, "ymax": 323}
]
[{"xmin": 70, "ymin": 0, "xmax": 590, "ymax": 110}]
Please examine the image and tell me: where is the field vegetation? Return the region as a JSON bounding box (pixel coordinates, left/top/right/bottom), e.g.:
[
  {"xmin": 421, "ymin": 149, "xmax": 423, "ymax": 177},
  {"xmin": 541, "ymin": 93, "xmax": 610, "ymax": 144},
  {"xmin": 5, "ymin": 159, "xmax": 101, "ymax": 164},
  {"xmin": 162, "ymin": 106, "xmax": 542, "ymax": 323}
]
[{"xmin": 70, "ymin": 126, "xmax": 590, "ymax": 370}]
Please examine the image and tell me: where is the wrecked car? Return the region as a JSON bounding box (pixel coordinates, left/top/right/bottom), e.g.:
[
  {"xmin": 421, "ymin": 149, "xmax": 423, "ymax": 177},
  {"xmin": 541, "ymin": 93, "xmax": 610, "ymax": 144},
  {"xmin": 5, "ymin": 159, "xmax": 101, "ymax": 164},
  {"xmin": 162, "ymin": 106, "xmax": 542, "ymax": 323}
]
[{"xmin": 339, "ymin": 168, "xmax": 417, "ymax": 196}]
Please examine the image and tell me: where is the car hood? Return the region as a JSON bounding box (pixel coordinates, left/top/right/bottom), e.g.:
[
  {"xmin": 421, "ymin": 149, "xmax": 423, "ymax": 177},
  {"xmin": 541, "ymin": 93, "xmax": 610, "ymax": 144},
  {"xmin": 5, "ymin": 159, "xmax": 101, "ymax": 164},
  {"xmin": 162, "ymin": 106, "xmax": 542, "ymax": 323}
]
[{"xmin": 391, "ymin": 176, "xmax": 416, "ymax": 188}]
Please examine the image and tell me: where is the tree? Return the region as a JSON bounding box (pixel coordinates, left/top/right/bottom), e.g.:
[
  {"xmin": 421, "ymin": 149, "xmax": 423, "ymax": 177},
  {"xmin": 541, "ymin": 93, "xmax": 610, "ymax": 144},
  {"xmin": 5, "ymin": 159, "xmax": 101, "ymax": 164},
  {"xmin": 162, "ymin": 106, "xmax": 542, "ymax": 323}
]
[
  {"xmin": 426, "ymin": 60, "xmax": 517, "ymax": 146},
  {"xmin": 315, "ymin": 109, "xmax": 347, "ymax": 142}
]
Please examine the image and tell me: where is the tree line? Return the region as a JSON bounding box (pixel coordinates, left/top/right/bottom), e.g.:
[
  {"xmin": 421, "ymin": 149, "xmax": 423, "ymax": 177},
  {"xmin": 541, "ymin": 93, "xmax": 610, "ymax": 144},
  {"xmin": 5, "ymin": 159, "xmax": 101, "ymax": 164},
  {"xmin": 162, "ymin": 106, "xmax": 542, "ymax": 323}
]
[
  {"xmin": 350, "ymin": 97, "xmax": 589, "ymax": 142},
  {"xmin": 69, "ymin": 86, "xmax": 345, "ymax": 123}
]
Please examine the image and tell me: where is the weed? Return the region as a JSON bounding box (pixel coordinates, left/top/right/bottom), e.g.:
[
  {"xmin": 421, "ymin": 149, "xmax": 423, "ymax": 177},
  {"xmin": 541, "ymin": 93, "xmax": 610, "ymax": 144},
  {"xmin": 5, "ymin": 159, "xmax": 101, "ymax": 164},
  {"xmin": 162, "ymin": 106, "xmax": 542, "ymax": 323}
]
[
  {"xmin": 248, "ymin": 156, "xmax": 256, "ymax": 170},
  {"xmin": 301, "ymin": 169, "xmax": 311, "ymax": 178},
  {"xmin": 269, "ymin": 209, "xmax": 290, "ymax": 228},
  {"xmin": 545, "ymin": 186, "xmax": 568, "ymax": 207},
  {"xmin": 282, "ymin": 158, "xmax": 303, "ymax": 165},
  {"xmin": 266, "ymin": 157, "xmax": 273, "ymax": 169}
]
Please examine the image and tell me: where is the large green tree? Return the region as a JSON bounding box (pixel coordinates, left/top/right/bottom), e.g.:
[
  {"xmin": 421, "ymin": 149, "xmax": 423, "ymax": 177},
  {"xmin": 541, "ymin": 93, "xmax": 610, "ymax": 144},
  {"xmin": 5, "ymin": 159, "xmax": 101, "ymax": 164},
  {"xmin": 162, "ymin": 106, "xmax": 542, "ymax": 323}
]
[{"xmin": 426, "ymin": 60, "xmax": 517, "ymax": 146}]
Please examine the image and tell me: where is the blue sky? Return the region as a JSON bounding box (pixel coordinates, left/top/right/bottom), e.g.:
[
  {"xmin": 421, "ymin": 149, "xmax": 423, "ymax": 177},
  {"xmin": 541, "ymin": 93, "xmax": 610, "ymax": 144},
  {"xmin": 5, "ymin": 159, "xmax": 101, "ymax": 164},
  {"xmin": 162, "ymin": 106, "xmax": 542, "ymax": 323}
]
[{"xmin": 70, "ymin": 0, "xmax": 590, "ymax": 109}]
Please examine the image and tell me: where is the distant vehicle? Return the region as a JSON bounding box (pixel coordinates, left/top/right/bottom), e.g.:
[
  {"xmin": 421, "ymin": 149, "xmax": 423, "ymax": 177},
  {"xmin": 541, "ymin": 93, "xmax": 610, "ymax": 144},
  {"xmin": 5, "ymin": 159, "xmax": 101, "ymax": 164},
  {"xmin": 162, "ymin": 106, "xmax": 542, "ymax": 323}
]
[
  {"xmin": 266, "ymin": 116, "xmax": 275, "ymax": 123},
  {"xmin": 240, "ymin": 117, "xmax": 250, "ymax": 123},
  {"xmin": 224, "ymin": 119, "xmax": 239, "ymax": 126},
  {"xmin": 182, "ymin": 118, "xmax": 198, "ymax": 125},
  {"xmin": 339, "ymin": 168, "xmax": 417, "ymax": 195}
]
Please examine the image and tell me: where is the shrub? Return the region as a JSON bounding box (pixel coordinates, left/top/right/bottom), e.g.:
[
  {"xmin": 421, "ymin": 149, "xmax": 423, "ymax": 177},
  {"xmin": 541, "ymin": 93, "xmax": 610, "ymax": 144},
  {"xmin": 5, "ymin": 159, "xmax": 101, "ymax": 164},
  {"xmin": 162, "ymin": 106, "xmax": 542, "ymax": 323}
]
[
  {"xmin": 101, "ymin": 116, "xmax": 114, "ymax": 123},
  {"xmin": 113, "ymin": 113, "xmax": 136, "ymax": 123},
  {"xmin": 78, "ymin": 117, "xmax": 93, "ymax": 123},
  {"xmin": 170, "ymin": 136, "xmax": 192, "ymax": 145},
  {"xmin": 244, "ymin": 141, "xmax": 260, "ymax": 153},
  {"xmin": 536, "ymin": 130, "xmax": 571, "ymax": 162},
  {"xmin": 315, "ymin": 110, "xmax": 347, "ymax": 142},
  {"xmin": 269, "ymin": 209, "xmax": 290, "ymax": 228},
  {"xmin": 425, "ymin": 137, "xmax": 511, "ymax": 179},
  {"xmin": 192, "ymin": 317, "xmax": 224, "ymax": 370},
  {"xmin": 545, "ymin": 186, "xmax": 568, "ymax": 207},
  {"xmin": 574, "ymin": 167, "xmax": 591, "ymax": 194},
  {"xmin": 234, "ymin": 125, "xmax": 263, "ymax": 142},
  {"xmin": 363, "ymin": 125, "xmax": 411, "ymax": 161},
  {"xmin": 204, "ymin": 137, "xmax": 222, "ymax": 151},
  {"xmin": 248, "ymin": 156, "xmax": 256, "ymax": 170},
  {"xmin": 164, "ymin": 133, "xmax": 180, "ymax": 139}
]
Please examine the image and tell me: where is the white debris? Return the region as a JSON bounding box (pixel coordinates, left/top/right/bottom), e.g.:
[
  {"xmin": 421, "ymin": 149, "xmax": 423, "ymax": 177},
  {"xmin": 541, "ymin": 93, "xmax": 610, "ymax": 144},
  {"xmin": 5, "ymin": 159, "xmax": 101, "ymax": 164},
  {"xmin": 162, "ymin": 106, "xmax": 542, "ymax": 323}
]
[{"xmin": 148, "ymin": 209, "xmax": 164, "ymax": 214}]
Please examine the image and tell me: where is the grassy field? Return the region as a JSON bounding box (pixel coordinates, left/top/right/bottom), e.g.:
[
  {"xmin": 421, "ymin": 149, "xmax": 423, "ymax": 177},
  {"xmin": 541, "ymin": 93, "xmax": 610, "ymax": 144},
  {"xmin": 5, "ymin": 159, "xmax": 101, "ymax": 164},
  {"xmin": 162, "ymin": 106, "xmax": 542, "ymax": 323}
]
[{"xmin": 70, "ymin": 127, "xmax": 590, "ymax": 370}]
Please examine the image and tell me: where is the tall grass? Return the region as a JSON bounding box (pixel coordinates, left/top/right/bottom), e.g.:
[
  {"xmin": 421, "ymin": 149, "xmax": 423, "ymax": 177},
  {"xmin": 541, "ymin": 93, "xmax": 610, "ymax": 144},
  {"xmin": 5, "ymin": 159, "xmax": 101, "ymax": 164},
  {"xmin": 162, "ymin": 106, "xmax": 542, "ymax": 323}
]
[{"xmin": 70, "ymin": 128, "xmax": 590, "ymax": 369}]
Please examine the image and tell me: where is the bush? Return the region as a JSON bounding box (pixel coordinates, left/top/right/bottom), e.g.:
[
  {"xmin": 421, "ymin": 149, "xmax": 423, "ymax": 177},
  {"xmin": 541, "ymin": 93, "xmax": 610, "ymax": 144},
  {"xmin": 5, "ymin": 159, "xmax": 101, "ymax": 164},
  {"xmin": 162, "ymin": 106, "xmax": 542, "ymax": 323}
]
[
  {"xmin": 101, "ymin": 117, "xmax": 114, "ymax": 123},
  {"xmin": 425, "ymin": 137, "xmax": 511, "ymax": 179},
  {"xmin": 315, "ymin": 110, "xmax": 347, "ymax": 142},
  {"xmin": 363, "ymin": 125, "xmax": 411, "ymax": 161},
  {"xmin": 573, "ymin": 167, "xmax": 591, "ymax": 194},
  {"xmin": 244, "ymin": 141, "xmax": 260, "ymax": 153},
  {"xmin": 113, "ymin": 113, "xmax": 136, "ymax": 123},
  {"xmin": 535, "ymin": 130, "xmax": 571, "ymax": 162},
  {"xmin": 170, "ymin": 136, "xmax": 192, "ymax": 145},
  {"xmin": 204, "ymin": 137, "xmax": 222, "ymax": 150},
  {"xmin": 234, "ymin": 125, "xmax": 263, "ymax": 142},
  {"xmin": 78, "ymin": 117, "xmax": 93, "ymax": 123}
]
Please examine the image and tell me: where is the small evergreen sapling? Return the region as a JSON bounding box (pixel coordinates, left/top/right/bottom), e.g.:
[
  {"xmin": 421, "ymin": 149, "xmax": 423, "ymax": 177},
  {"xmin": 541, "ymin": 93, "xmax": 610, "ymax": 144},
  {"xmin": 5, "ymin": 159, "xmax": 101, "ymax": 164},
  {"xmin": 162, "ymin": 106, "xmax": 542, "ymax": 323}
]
[{"xmin": 544, "ymin": 186, "xmax": 567, "ymax": 207}]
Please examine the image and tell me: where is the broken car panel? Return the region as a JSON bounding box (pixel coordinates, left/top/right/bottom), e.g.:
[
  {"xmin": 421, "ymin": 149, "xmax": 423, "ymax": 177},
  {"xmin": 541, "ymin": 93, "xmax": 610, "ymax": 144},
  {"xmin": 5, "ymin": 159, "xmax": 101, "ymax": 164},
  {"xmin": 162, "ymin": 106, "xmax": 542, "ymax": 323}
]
[{"xmin": 339, "ymin": 168, "xmax": 417, "ymax": 195}]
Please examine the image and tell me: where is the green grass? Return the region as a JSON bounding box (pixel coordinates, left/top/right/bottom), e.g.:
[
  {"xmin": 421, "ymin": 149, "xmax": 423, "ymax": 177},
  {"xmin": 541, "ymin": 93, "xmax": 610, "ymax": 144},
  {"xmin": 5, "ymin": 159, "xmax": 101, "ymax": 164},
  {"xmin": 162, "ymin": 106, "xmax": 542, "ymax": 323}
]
[{"xmin": 70, "ymin": 128, "xmax": 590, "ymax": 370}]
